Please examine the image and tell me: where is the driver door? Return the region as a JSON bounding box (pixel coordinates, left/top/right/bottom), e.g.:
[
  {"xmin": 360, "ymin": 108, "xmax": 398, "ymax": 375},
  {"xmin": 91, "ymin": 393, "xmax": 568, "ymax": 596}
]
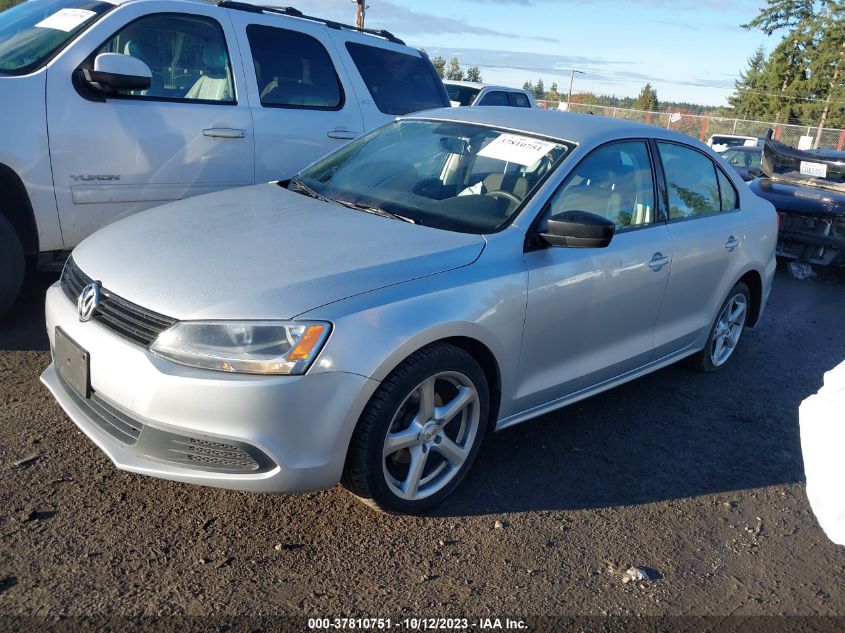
[{"xmin": 514, "ymin": 140, "xmax": 673, "ymax": 412}]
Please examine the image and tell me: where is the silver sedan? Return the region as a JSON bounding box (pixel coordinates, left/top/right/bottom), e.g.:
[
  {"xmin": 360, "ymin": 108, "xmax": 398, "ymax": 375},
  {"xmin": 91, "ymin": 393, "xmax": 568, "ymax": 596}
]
[{"xmin": 42, "ymin": 108, "xmax": 777, "ymax": 514}]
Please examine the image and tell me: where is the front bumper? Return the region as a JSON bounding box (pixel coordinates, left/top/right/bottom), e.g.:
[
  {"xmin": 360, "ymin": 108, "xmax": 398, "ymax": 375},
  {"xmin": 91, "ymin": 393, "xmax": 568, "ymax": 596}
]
[{"xmin": 41, "ymin": 283, "xmax": 379, "ymax": 493}]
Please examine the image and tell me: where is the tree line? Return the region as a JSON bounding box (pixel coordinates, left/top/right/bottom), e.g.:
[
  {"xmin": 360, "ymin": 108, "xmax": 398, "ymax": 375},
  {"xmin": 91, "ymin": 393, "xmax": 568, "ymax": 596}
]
[
  {"xmin": 730, "ymin": 0, "xmax": 845, "ymax": 128},
  {"xmin": 430, "ymin": 56, "xmax": 482, "ymax": 83}
]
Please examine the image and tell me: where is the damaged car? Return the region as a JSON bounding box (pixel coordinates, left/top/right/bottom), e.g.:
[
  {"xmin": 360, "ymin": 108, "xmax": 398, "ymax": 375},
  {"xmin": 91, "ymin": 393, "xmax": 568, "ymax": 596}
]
[{"xmin": 749, "ymin": 140, "xmax": 845, "ymax": 268}]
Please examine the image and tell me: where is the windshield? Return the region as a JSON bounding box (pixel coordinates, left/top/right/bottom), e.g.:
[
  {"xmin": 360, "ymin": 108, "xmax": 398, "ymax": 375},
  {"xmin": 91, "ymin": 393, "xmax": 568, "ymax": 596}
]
[
  {"xmin": 294, "ymin": 119, "xmax": 572, "ymax": 233},
  {"xmin": 722, "ymin": 149, "xmax": 762, "ymax": 168},
  {"xmin": 445, "ymin": 84, "xmax": 480, "ymax": 106},
  {"xmin": 0, "ymin": 0, "xmax": 112, "ymax": 74}
]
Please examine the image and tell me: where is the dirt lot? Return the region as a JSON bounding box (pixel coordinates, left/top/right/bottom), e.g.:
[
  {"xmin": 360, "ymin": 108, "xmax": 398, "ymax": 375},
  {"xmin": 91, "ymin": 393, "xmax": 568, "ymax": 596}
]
[{"xmin": 1, "ymin": 265, "xmax": 844, "ymax": 628}]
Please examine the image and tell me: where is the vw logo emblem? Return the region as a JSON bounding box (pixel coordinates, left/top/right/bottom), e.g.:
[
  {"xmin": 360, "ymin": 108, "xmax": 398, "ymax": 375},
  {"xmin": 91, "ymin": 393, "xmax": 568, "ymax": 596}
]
[{"xmin": 77, "ymin": 281, "xmax": 102, "ymax": 322}]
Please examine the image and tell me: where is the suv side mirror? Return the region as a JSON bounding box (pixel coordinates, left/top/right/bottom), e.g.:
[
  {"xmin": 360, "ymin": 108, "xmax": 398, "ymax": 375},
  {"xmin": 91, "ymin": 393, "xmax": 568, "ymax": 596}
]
[
  {"xmin": 81, "ymin": 53, "xmax": 152, "ymax": 94},
  {"xmin": 541, "ymin": 210, "xmax": 615, "ymax": 248}
]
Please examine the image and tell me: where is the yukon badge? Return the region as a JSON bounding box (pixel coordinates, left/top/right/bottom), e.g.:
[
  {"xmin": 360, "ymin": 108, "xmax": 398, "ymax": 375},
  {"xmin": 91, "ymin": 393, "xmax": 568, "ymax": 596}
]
[
  {"xmin": 70, "ymin": 175, "xmax": 121, "ymax": 181},
  {"xmin": 77, "ymin": 282, "xmax": 102, "ymax": 322}
]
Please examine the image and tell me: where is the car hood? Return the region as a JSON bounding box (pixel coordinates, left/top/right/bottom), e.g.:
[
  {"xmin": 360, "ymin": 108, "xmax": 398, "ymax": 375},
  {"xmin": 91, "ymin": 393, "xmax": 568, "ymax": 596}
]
[{"xmin": 71, "ymin": 184, "xmax": 486, "ymax": 320}]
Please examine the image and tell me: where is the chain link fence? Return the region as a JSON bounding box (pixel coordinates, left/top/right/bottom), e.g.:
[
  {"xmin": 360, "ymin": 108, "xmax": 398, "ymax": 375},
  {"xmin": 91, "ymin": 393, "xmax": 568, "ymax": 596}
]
[{"xmin": 535, "ymin": 101, "xmax": 845, "ymax": 151}]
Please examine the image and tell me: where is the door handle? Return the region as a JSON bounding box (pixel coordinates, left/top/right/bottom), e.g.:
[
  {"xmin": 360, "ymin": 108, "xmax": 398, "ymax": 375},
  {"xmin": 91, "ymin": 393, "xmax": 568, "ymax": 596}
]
[
  {"xmin": 327, "ymin": 128, "xmax": 358, "ymax": 140},
  {"xmin": 648, "ymin": 252, "xmax": 670, "ymax": 272},
  {"xmin": 725, "ymin": 236, "xmax": 739, "ymax": 252},
  {"xmin": 203, "ymin": 128, "xmax": 246, "ymax": 139}
]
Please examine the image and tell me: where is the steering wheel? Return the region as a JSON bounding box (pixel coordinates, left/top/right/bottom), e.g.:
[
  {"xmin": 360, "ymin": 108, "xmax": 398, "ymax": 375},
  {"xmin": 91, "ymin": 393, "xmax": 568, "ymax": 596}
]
[{"xmin": 486, "ymin": 190, "xmax": 521, "ymax": 206}]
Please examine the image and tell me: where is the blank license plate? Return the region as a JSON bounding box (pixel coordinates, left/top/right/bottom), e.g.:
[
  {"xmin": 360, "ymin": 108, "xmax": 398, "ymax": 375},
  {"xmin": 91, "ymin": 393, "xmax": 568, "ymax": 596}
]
[{"xmin": 55, "ymin": 327, "xmax": 90, "ymax": 399}]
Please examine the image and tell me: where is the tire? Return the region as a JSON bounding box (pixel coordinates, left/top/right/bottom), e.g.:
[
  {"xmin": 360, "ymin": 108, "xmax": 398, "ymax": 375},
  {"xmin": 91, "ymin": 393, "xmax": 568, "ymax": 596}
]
[
  {"xmin": 688, "ymin": 281, "xmax": 751, "ymax": 373},
  {"xmin": 0, "ymin": 213, "xmax": 25, "ymax": 319},
  {"xmin": 342, "ymin": 342, "xmax": 489, "ymax": 514}
]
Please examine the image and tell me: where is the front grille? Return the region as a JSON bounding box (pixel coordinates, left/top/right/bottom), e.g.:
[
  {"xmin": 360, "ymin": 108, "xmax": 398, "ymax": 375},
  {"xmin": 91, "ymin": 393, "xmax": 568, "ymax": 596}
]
[
  {"xmin": 61, "ymin": 257, "xmax": 176, "ymax": 347},
  {"xmin": 58, "ymin": 371, "xmax": 143, "ymax": 445}
]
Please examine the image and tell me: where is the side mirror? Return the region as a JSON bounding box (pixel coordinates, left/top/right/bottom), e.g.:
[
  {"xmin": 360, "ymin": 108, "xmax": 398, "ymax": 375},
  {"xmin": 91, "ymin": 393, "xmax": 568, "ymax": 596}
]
[
  {"xmin": 540, "ymin": 210, "xmax": 615, "ymax": 248},
  {"xmin": 81, "ymin": 53, "xmax": 152, "ymax": 93}
]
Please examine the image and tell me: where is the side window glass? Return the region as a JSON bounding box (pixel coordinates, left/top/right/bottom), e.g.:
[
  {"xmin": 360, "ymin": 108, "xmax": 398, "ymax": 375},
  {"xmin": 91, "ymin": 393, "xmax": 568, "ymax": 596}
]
[
  {"xmin": 247, "ymin": 25, "xmax": 342, "ymax": 109},
  {"xmin": 547, "ymin": 141, "xmax": 656, "ymax": 230},
  {"xmin": 345, "ymin": 42, "xmax": 445, "ymax": 115},
  {"xmin": 509, "ymin": 92, "xmax": 530, "ymax": 108},
  {"xmin": 657, "ymin": 142, "xmax": 721, "ymax": 220},
  {"xmin": 477, "ymin": 91, "xmax": 508, "ymax": 106},
  {"xmin": 717, "ymin": 168, "xmax": 739, "ymax": 211},
  {"xmin": 95, "ymin": 14, "xmax": 234, "ymax": 103}
]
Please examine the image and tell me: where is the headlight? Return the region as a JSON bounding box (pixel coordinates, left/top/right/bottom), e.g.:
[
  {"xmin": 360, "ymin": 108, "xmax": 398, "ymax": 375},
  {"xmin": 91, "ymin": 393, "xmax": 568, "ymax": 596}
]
[{"xmin": 150, "ymin": 321, "xmax": 331, "ymax": 375}]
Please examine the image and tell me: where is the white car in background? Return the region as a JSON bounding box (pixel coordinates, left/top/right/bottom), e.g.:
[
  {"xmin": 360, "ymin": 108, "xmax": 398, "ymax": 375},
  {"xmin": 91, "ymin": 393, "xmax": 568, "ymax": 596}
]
[
  {"xmin": 707, "ymin": 134, "xmax": 762, "ymax": 153},
  {"xmin": 0, "ymin": 0, "xmax": 449, "ymax": 316},
  {"xmin": 444, "ymin": 80, "xmax": 535, "ymax": 108}
]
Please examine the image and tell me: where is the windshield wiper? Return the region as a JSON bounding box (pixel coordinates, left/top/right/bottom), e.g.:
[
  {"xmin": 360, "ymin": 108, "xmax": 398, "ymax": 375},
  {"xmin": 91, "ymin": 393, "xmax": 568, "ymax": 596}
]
[
  {"xmin": 332, "ymin": 199, "xmax": 416, "ymax": 224},
  {"xmin": 289, "ymin": 176, "xmax": 329, "ymax": 202}
]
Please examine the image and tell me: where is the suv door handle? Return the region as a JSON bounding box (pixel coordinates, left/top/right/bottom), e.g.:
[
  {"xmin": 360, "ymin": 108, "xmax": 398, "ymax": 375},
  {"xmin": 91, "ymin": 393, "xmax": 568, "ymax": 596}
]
[
  {"xmin": 203, "ymin": 128, "xmax": 246, "ymax": 139},
  {"xmin": 648, "ymin": 253, "xmax": 670, "ymax": 272},
  {"xmin": 327, "ymin": 128, "xmax": 358, "ymax": 140},
  {"xmin": 725, "ymin": 236, "xmax": 739, "ymax": 252}
]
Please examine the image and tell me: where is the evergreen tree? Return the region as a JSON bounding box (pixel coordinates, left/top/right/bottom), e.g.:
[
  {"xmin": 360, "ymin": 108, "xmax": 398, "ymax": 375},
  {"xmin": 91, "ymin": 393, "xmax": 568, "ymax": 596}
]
[
  {"xmin": 533, "ymin": 78, "xmax": 545, "ymax": 100},
  {"xmin": 633, "ymin": 83, "xmax": 659, "ymax": 111},
  {"xmin": 728, "ymin": 46, "xmax": 771, "ymax": 119},
  {"xmin": 430, "ymin": 56, "xmax": 447, "ymax": 79},
  {"xmin": 465, "ymin": 66, "xmax": 482, "ymax": 83},
  {"xmin": 445, "ymin": 57, "xmax": 464, "ymax": 81},
  {"xmin": 522, "ymin": 81, "xmax": 534, "ymax": 94}
]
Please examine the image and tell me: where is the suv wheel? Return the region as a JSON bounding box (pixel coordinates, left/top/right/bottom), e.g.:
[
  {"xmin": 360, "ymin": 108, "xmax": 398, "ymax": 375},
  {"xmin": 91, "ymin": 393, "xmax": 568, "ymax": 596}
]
[
  {"xmin": 689, "ymin": 281, "xmax": 750, "ymax": 372},
  {"xmin": 0, "ymin": 213, "xmax": 25, "ymax": 318},
  {"xmin": 343, "ymin": 343, "xmax": 489, "ymax": 514}
]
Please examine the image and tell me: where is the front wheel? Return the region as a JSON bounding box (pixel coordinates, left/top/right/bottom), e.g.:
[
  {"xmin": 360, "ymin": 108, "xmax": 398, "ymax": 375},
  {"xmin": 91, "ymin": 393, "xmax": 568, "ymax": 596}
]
[
  {"xmin": 342, "ymin": 343, "xmax": 489, "ymax": 514},
  {"xmin": 688, "ymin": 281, "xmax": 750, "ymax": 372}
]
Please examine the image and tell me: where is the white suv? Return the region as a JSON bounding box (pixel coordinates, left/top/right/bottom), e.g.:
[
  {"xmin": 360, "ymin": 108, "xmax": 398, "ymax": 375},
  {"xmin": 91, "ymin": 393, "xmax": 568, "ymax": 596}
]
[
  {"xmin": 444, "ymin": 80, "xmax": 535, "ymax": 108},
  {"xmin": 0, "ymin": 0, "xmax": 449, "ymax": 315}
]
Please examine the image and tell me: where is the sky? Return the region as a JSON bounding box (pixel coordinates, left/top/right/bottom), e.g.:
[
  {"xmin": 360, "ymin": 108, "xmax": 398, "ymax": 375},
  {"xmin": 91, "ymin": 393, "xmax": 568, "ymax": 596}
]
[{"xmin": 299, "ymin": 0, "xmax": 776, "ymax": 107}]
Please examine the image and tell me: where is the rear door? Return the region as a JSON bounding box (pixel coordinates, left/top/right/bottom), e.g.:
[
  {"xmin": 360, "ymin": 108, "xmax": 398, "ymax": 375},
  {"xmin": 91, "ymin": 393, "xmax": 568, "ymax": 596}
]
[
  {"xmin": 476, "ymin": 90, "xmax": 509, "ymax": 106},
  {"xmin": 46, "ymin": 3, "xmax": 254, "ymax": 248},
  {"xmin": 227, "ymin": 11, "xmax": 365, "ymax": 182},
  {"xmin": 651, "ymin": 141, "xmax": 747, "ymax": 357}
]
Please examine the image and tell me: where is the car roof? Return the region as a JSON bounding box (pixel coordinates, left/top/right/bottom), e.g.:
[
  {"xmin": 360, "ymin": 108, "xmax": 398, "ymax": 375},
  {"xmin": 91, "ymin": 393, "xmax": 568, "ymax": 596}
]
[{"xmin": 402, "ymin": 107, "xmax": 666, "ymax": 146}]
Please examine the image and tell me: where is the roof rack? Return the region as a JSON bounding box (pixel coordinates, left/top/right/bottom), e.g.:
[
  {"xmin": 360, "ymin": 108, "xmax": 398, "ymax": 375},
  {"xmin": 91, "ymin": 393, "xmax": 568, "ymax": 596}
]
[{"xmin": 216, "ymin": 1, "xmax": 406, "ymax": 45}]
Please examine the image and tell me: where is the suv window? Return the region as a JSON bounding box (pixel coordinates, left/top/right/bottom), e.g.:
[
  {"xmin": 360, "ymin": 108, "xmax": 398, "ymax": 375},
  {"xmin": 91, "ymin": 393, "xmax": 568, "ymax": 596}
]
[
  {"xmin": 509, "ymin": 92, "xmax": 530, "ymax": 108},
  {"xmin": 246, "ymin": 25, "xmax": 342, "ymax": 110},
  {"xmin": 547, "ymin": 141, "xmax": 656, "ymax": 230},
  {"xmin": 657, "ymin": 142, "xmax": 721, "ymax": 220},
  {"xmin": 95, "ymin": 13, "xmax": 234, "ymax": 103},
  {"xmin": 345, "ymin": 42, "xmax": 445, "ymax": 115},
  {"xmin": 477, "ymin": 91, "xmax": 508, "ymax": 106}
]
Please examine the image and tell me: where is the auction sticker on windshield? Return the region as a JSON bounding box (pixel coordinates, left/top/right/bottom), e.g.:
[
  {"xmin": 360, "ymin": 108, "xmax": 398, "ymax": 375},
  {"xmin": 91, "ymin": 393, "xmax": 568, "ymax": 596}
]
[
  {"xmin": 800, "ymin": 161, "xmax": 828, "ymax": 178},
  {"xmin": 35, "ymin": 8, "xmax": 96, "ymax": 31},
  {"xmin": 478, "ymin": 134, "xmax": 557, "ymax": 166}
]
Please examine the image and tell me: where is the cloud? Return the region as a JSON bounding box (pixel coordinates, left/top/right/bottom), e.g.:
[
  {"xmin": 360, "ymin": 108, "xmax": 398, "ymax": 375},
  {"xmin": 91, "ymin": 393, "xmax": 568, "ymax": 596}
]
[{"xmin": 279, "ymin": 0, "xmax": 557, "ymax": 42}]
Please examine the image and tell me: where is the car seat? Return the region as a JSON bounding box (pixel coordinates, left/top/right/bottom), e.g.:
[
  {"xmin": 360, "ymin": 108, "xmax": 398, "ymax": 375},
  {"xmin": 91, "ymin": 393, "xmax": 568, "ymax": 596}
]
[{"xmin": 185, "ymin": 41, "xmax": 232, "ymax": 101}]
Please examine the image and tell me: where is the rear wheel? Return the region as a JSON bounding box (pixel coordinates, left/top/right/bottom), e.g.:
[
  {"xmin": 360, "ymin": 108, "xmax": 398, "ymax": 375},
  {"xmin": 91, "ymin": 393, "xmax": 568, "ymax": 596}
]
[
  {"xmin": 0, "ymin": 213, "xmax": 25, "ymax": 318},
  {"xmin": 342, "ymin": 343, "xmax": 489, "ymax": 514},
  {"xmin": 688, "ymin": 281, "xmax": 750, "ymax": 372}
]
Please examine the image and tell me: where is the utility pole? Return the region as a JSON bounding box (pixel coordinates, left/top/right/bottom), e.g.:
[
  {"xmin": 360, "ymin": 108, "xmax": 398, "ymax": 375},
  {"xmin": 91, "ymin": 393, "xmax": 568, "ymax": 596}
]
[
  {"xmin": 567, "ymin": 68, "xmax": 584, "ymax": 110},
  {"xmin": 355, "ymin": 0, "xmax": 366, "ymax": 28}
]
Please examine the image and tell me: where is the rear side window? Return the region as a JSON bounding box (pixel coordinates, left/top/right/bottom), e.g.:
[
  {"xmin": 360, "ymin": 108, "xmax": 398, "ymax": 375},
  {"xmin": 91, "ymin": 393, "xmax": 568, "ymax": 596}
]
[
  {"xmin": 95, "ymin": 13, "xmax": 234, "ymax": 103},
  {"xmin": 247, "ymin": 25, "xmax": 342, "ymax": 110},
  {"xmin": 345, "ymin": 42, "xmax": 445, "ymax": 115},
  {"xmin": 509, "ymin": 92, "xmax": 530, "ymax": 108},
  {"xmin": 657, "ymin": 142, "xmax": 721, "ymax": 220},
  {"xmin": 717, "ymin": 168, "xmax": 739, "ymax": 210},
  {"xmin": 477, "ymin": 91, "xmax": 508, "ymax": 106}
]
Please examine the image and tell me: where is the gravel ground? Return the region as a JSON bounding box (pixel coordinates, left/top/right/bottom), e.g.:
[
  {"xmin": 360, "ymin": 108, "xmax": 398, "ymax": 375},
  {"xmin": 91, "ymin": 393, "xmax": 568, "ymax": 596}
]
[{"xmin": 0, "ymin": 265, "xmax": 844, "ymax": 627}]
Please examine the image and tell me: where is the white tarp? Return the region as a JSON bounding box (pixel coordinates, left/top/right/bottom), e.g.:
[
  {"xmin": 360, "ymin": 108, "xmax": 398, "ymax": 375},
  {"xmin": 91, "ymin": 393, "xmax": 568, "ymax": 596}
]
[{"xmin": 799, "ymin": 359, "xmax": 845, "ymax": 546}]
